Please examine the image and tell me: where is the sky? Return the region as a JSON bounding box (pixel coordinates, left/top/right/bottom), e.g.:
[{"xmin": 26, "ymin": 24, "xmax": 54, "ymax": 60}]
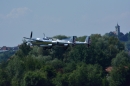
[{"xmin": 0, "ymin": 0, "xmax": 130, "ymax": 46}]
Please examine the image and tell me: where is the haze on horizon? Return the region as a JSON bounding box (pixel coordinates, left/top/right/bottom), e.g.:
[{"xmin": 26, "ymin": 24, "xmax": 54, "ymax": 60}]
[{"xmin": 0, "ymin": 0, "xmax": 130, "ymax": 47}]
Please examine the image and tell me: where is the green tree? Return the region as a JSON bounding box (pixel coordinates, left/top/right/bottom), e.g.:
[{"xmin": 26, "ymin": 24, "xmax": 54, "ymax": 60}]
[
  {"xmin": 24, "ymin": 55, "xmax": 42, "ymax": 71},
  {"xmin": 6, "ymin": 57, "xmax": 24, "ymax": 78},
  {"xmin": 0, "ymin": 51, "xmax": 15, "ymax": 62},
  {"xmin": 29, "ymin": 46, "xmax": 39, "ymax": 56},
  {"xmin": 41, "ymin": 65, "xmax": 56, "ymax": 79},
  {"xmin": 68, "ymin": 45, "xmax": 86, "ymax": 62},
  {"xmin": 109, "ymin": 64, "xmax": 130, "ymax": 86},
  {"xmin": 105, "ymin": 32, "xmax": 116, "ymax": 37},
  {"xmin": 38, "ymin": 47, "xmax": 50, "ymax": 56},
  {"xmin": 52, "ymin": 46, "xmax": 66, "ymax": 61},
  {"xmin": 40, "ymin": 65, "xmax": 56, "ymax": 86},
  {"xmin": 49, "ymin": 58, "xmax": 64, "ymax": 70},
  {"xmin": 109, "ymin": 51, "xmax": 130, "ymax": 86},
  {"xmin": 15, "ymin": 43, "xmax": 31, "ymax": 57},
  {"xmin": 23, "ymin": 71, "xmax": 47, "ymax": 86},
  {"xmin": 68, "ymin": 63, "xmax": 88, "ymax": 86},
  {"xmin": 0, "ymin": 69, "xmax": 10, "ymax": 86},
  {"xmin": 63, "ymin": 61, "xmax": 76, "ymax": 73},
  {"xmin": 68, "ymin": 63, "xmax": 103, "ymax": 86},
  {"xmin": 125, "ymin": 41, "xmax": 130, "ymax": 50},
  {"xmin": 111, "ymin": 51, "xmax": 130, "ymax": 67},
  {"xmin": 52, "ymin": 73, "xmax": 69, "ymax": 86}
]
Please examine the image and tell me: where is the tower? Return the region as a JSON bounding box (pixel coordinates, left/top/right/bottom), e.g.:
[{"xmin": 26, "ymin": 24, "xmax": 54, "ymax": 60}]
[{"xmin": 115, "ymin": 23, "xmax": 120, "ymax": 36}]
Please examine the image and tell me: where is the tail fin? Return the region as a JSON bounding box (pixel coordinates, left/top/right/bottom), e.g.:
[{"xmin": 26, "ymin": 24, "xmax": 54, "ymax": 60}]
[
  {"xmin": 70, "ymin": 36, "xmax": 77, "ymax": 45},
  {"xmin": 85, "ymin": 36, "xmax": 91, "ymax": 47}
]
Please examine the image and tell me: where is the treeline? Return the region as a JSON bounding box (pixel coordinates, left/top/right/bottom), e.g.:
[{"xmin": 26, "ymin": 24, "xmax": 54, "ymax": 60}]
[
  {"xmin": 0, "ymin": 51, "xmax": 15, "ymax": 62},
  {"xmin": 105, "ymin": 31, "xmax": 130, "ymax": 41},
  {"xmin": 105, "ymin": 31, "xmax": 130, "ymax": 50},
  {"xmin": 0, "ymin": 34, "xmax": 130, "ymax": 86}
]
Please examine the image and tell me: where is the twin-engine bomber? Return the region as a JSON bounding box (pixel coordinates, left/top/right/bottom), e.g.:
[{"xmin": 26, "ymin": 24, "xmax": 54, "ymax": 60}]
[{"xmin": 23, "ymin": 31, "xmax": 91, "ymax": 50}]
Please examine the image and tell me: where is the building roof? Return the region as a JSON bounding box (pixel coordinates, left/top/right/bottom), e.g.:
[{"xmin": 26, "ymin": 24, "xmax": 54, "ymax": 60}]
[
  {"xmin": 1, "ymin": 46, "xmax": 8, "ymax": 50},
  {"xmin": 105, "ymin": 66, "xmax": 113, "ymax": 72}
]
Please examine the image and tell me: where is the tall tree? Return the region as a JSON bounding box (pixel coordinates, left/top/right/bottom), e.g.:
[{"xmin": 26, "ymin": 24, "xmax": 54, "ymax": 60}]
[{"xmin": 15, "ymin": 43, "xmax": 31, "ymax": 57}]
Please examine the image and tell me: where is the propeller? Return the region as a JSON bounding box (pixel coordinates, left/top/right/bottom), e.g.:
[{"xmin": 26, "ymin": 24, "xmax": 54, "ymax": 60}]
[
  {"xmin": 30, "ymin": 31, "xmax": 33, "ymax": 39},
  {"xmin": 23, "ymin": 31, "xmax": 33, "ymax": 45},
  {"xmin": 26, "ymin": 31, "xmax": 33, "ymax": 45}
]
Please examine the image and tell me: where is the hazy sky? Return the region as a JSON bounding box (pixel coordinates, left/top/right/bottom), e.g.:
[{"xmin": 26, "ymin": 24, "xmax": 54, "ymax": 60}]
[{"xmin": 0, "ymin": 0, "xmax": 130, "ymax": 46}]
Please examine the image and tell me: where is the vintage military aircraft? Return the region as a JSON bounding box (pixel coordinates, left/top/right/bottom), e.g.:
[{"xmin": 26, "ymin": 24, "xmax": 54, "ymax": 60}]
[{"xmin": 23, "ymin": 31, "xmax": 91, "ymax": 50}]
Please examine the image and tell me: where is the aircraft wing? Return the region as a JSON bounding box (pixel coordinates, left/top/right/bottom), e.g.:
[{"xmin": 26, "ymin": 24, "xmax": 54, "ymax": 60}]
[
  {"xmin": 75, "ymin": 36, "xmax": 91, "ymax": 47},
  {"xmin": 56, "ymin": 40, "xmax": 73, "ymax": 45},
  {"xmin": 33, "ymin": 39, "xmax": 57, "ymax": 45},
  {"xmin": 57, "ymin": 36, "xmax": 76, "ymax": 44}
]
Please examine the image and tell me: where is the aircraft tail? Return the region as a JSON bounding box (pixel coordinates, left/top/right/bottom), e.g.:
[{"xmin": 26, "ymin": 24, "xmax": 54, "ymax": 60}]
[
  {"xmin": 70, "ymin": 36, "xmax": 77, "ymax": 45},
  {"xmin": 85, "ymin": 36, "xmax": 91, "ymax": 47}
]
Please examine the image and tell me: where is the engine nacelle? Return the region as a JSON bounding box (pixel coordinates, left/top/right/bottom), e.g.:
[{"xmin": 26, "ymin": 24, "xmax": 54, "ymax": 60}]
[{"xmin": 64, "ymin": 44, "xmax": 68, "ymax": 46}]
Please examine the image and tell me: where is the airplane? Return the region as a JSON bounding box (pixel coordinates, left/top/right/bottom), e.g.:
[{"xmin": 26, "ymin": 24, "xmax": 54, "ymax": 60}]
[
  {"xmin": 23, "ymin": 31, "xmax": 91, "ymax": 50},
  {"xmin": 23, "ymin": 31, "xmax": 57, "ymax": 49}
]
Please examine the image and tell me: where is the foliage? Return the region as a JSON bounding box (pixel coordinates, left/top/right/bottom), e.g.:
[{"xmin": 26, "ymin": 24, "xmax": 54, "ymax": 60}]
[
  {"xmin": 0, "ymin": 51, "xmax": 15, "ymax": 62},
  {"xmin": 52, "ymin": 73, "xmax": 69, "ymax": 86},
  {"xmin": 15, "ymin": 43, "xmax": 31, "ymax": 57},
  {"xmin": 68, "ymin": 63, "xmax": 103, "ymax": 86},
  {"xmin": 109, "ymin": 64, "xmax": 130, "ymax": 86},
  {"xmin": 125, "ymin": 40, "xmax": 130, "ymax": 50},
  {"xmin": 111, "ymin": 51, "xmax": 130, "ymax": 67},
  {"xmin": 0, "ymin": 69, "xmax": 10, "ymax": 86},
  {"xmin": 23, "ymin": 71, "xmax": 47, "ymax": 86}
]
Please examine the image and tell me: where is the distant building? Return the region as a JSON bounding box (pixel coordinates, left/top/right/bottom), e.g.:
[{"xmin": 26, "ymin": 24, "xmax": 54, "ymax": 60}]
[
  {"xmin": 0, "ymin": 46, "xmax": 8, "ymax": 52},
  {"xmin": 0, "ymin": 46, "xmax": 19, "ymax": 52},
  {"xmin": 115, "ymin": 23, "xmax": 120, "ymax": 36}
]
